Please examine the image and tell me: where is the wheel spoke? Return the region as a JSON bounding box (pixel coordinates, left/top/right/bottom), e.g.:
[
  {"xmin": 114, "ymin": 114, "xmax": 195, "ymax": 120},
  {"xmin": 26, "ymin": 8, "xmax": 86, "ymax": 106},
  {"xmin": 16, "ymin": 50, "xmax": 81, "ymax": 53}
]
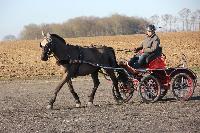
[
  {"xmin": 171, "ymin": 73, "xmax": 195, "ymax": 101},
  {"xmin": 138, "ymin": 75, "xmax": 161, "ymax": 103},
  {"xmin": 112, "ymin": 80, "xmax": 134, "ymax": 103}
]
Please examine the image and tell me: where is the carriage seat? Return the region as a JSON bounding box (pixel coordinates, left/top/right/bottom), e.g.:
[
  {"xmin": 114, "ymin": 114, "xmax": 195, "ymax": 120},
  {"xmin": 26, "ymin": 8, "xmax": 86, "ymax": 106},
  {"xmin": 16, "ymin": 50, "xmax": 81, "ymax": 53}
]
[
  {"xmin": 145, "ymin": 47, "xmax": 166, "ymax": 69},
  {"xmin": 119, "ymin": 48, "xmax": 166, "ymax": 75},
  {"xmin": 146, "ymin": 47, "xmax": 162, "ymax": 64},
  {"xmin": 146, "ymin": 54, "xmax": 166, "ymax": 69},
  {"xmin": 119, "ymin": 55, "xmax": 166, "ymax": 77}
]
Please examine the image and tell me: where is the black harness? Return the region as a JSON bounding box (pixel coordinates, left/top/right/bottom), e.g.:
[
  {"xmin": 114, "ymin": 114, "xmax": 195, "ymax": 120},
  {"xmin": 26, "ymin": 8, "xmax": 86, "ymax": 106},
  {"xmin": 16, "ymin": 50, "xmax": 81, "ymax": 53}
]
[
  {"xmin": 73, "ymin": 46, "xmax": 84, "ymax": 76},
  {"xmin": 55, "ymin": 46, "xmax": 84, "ymax": 77}
]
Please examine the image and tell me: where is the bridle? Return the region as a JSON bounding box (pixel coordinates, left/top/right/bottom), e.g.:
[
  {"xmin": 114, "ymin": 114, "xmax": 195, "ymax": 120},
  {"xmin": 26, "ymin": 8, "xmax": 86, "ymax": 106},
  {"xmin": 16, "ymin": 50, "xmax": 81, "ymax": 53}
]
[
  {"xmin": 40, "ymin": 37, "xmax": 54, "ymax": 59},
  {"xmin": 40, "ymin": 36, "xmax": 70, "ymax": 63},
  {"xmin": 39, "ymin": 35, "xmax": 83, "ymax": 69}
]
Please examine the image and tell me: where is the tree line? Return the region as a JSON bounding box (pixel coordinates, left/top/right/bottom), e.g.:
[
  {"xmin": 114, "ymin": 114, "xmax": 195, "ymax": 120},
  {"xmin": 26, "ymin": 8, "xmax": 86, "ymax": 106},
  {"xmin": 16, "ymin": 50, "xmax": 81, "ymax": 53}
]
[
  {"xmin": 3, "ymin": 8, "xmax": 200, "ymax": 41},
  {"xmin": 150, "ymin": 8, "xmax": 200, "ymax": 32},
  {"xmin": 19, "ymin": 14, "xmax": 148, "ymax": 40}
]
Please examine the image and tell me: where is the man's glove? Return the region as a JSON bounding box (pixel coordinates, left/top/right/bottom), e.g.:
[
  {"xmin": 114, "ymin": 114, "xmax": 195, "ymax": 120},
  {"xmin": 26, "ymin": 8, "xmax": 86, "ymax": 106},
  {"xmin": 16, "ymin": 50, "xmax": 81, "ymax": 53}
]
[{"xmin": 133, "ymin": 48, "xmax": 138, "ymax": 53}]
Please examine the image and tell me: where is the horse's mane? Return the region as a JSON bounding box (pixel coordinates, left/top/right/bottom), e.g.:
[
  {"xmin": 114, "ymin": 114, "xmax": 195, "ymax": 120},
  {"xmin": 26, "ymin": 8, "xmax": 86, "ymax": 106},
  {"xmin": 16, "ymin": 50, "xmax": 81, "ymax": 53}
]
[{"xmin": 51, "ymin": 34, "xmax": 66, "ymax": 44}]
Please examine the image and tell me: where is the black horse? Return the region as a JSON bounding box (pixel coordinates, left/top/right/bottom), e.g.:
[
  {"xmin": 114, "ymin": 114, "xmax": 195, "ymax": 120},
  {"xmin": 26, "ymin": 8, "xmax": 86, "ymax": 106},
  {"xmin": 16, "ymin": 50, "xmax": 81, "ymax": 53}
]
[{"xmin": 40, "ymin": 32, "xmax": 121, "ymax": 109}]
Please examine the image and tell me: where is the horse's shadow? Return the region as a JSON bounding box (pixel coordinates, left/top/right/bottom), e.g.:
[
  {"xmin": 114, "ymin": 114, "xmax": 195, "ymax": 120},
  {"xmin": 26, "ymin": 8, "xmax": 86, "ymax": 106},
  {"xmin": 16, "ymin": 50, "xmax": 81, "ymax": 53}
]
[{"xmin": 52, "ymin": 103, "xmax": 120, "ymax": 111}]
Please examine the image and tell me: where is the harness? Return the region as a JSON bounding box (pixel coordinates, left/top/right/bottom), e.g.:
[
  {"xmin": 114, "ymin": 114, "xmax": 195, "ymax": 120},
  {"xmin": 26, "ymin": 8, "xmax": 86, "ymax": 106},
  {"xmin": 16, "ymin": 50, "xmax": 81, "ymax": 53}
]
[
  {"xmin": 55, "ymin": 46, "xmax": 84, "ymax": 77},
  {"xmin": 42, "ymin": 38, "xmax": 128, "ymax": 78},
  {"xmin": 41, "ymin": 35, "xmax": 128, "ymax": 79},
  {"xmin": 73, "ymin": 46, "xmax": 84, "ymax": 76}
]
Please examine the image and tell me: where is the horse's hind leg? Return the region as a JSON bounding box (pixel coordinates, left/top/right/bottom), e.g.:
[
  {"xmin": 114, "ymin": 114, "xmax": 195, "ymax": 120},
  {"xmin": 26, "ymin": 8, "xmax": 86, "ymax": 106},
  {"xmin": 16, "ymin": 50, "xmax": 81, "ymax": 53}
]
[
  {"xmin": 88, "ymin": 71, "xmax": 100, "ymax": 106},
  {"xmin": 106, "ymin": 70, "xmax": 123, "ymax": 103}
]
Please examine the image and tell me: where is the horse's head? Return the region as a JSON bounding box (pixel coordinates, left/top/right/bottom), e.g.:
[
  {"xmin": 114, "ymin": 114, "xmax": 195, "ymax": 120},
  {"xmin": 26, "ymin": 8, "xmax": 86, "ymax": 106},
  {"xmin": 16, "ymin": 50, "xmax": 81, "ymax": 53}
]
[{"xmin": 40, "ymin": 32, "xmax": 55, "ymax": 61}]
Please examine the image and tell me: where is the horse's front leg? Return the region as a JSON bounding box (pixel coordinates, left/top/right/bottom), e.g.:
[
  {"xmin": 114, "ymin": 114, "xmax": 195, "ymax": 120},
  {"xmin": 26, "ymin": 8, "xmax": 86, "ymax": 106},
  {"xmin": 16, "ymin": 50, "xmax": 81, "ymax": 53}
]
[
  {"xmin": 67, "ymin": 79, "xmax": 81, "ymax": 107},
  {"xmin": 47, "ymin": 72, "xmax": 81, "ymax": 109},
  {"xmin": 47, "ymin": 73, "xmax": 68, "ymax": 109}
]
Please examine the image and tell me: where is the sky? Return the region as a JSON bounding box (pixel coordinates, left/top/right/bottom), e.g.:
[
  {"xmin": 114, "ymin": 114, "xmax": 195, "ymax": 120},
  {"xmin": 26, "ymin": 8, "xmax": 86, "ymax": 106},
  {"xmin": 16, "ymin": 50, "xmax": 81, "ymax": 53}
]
[{"xmin": 0, "ymin": 0, "xmax": 200, "ymax": 40}]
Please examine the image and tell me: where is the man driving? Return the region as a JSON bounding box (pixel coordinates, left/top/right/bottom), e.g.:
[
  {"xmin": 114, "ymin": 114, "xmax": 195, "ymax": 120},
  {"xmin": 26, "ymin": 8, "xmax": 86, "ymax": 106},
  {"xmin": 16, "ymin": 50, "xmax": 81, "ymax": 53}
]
[{"xmin": 129, "ymin": 24, "xmax": 162, "ymax": 69}]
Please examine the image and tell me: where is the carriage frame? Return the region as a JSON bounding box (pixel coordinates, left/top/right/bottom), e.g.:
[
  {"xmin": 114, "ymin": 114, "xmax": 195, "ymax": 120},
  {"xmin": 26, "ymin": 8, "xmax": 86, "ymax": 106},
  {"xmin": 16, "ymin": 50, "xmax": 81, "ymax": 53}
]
[{"xmin": 111, "ymin": 54, "xmax": 197, "ymax": 103}]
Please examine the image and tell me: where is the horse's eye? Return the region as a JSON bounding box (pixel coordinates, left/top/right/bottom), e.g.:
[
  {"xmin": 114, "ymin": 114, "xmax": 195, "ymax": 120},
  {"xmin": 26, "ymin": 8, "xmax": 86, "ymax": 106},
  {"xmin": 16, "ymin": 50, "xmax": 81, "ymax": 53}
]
[{"xmin": 47, "ymin": 38, "xmax": 52, "ymax": 42}]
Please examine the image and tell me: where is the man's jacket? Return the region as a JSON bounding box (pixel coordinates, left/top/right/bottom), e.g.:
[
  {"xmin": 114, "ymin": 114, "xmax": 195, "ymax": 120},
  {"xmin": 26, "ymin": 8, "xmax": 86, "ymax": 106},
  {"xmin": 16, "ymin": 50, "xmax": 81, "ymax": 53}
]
[{"xmin": 136, "ymin": 34, "xmax": 161, "ymax": 54}]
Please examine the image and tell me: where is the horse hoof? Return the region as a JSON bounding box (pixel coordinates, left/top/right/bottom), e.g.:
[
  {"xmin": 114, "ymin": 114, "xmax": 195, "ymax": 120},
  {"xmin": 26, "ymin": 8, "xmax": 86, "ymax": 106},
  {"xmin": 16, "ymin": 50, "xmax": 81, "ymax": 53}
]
[
  {"xmin": 87, "ymin": 102, "xmax": 93, "ymax": 107},
  {"xmin": 117, "ymin": 100, "xmax": 123, "ymax": 104},
  {"xmin": 46, "ymin": 105, "xmax": 53, "ymax": 110},
  {"xmin": 116, "ymin": 98, "xmax": 124, "ymax": 104},
  {"xmin": 75, "ymin": 103, "xmax": 81, "ymax": 108}
]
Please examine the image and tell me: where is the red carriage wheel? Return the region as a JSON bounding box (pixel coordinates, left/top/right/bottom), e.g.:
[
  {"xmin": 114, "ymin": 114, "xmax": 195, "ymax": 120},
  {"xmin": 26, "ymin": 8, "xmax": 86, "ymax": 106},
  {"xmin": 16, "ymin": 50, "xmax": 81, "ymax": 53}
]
[
  {"xmin": 170, "ymin": 73, "xmax": 195, "ymax": 101},
  {"xmin": 112, "ymin": 80, "xmax": 135, "ymax": 103},
  {"xmin": 138, "ymin": 75, "xmax": 161, "ymax": 103}
]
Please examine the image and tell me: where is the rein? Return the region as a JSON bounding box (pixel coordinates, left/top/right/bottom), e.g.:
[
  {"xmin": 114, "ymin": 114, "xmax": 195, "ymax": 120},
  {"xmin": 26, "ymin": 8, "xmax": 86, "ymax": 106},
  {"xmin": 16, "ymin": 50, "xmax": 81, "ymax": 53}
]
[{"xmin": 55, "ymin": 58, "xmax": 130, "ymax": 78}]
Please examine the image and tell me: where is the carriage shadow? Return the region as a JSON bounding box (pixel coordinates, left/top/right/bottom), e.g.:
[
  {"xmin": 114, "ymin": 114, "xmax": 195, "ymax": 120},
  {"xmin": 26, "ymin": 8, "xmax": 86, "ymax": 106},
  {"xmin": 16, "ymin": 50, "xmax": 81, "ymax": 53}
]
[
  {"xmin": 157, "ymin": 98, "xmax": 177, "ymax": 102},
  {"xmin": 190, "ymin": 95, "xmax": 200, "ymax": 101},
  {"xmin": 49, "ymin": 95, "xmax": 200, "ymax": 111}
]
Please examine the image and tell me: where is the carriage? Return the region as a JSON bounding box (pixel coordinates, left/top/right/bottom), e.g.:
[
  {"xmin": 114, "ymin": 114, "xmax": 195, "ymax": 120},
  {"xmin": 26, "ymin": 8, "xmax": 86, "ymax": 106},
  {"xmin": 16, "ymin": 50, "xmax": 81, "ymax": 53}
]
[{"xmin": 112, "ymin": 52, "xmax": 197, "ymax": 103}]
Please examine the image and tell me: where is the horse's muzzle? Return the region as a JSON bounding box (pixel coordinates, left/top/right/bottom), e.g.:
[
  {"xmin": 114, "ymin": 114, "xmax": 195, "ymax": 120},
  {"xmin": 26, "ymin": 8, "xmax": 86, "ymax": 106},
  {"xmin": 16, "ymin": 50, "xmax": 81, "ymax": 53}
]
[{"xmin": 41, "ymin": 54, "xmax": 48, "ymax": 61}]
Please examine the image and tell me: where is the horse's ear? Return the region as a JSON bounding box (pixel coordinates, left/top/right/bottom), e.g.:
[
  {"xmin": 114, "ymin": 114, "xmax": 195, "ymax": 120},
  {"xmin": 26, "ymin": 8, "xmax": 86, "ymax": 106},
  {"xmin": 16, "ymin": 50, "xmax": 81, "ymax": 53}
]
[
  {"xmin": 42, "ymin": 31, "xmax": 45, "ymax": 37},
  {"xmin": 47, "ymin": 32, "xmax": 51, "ymax": 38}
]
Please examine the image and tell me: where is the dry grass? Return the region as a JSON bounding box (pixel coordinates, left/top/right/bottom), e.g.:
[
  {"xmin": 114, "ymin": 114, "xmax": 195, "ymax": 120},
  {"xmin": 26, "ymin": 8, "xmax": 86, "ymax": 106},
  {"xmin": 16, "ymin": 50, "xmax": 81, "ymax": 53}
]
[{"xmin": 0, "ymin": 32, "xmax": 199, "ymax": 80}]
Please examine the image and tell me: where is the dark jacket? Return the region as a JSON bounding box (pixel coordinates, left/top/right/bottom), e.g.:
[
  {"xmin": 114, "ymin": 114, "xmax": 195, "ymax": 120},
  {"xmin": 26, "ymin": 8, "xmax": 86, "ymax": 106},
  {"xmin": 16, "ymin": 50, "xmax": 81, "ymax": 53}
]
[{"xmin": 136, "ymin": 33, "xmax": 161, "ymax": 54}]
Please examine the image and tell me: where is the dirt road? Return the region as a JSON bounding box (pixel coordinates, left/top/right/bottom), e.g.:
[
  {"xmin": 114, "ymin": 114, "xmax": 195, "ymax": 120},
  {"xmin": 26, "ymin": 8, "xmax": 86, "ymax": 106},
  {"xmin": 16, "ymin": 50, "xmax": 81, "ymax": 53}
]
[{"xmin": 0, "ymin": 77, "xmax": 200, "ymax": 133}]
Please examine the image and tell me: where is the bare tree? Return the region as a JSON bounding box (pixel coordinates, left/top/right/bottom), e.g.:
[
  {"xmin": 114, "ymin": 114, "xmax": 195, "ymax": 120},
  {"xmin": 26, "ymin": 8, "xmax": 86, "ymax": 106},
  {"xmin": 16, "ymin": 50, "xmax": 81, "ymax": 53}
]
[
  {"xmin": 194, "ymin": 10, "xmax": 200, "ymax": 31},
  {"xmin": 150, "ymin": 15, "xmax": 160, "ymax": 27},
  {"xmin": 147, "ymin": 8, "xmax": 200, "ymax": 32},
  {"xmin": 168, "ymin": 14, "xmax": 174, "ymax": 32},
  {"xmin": 50, "ymin": 23, "xmax": 65, "ymax": 36},
  {"xmin": 19, "ymin": 15, "xmax": 149, "ymax": 39},
  {"xmin": 172, "ymin": 16, "xmax": 178, "ymax": 31},
  {"xmin": 178, "ymin": 8, "xmax": 191, "ymax": 31},
  {"xmin": 161, "ymin": 14, "xmax": 170, "ymax": 32},
  {"xmin": 20, "ymin": 24, "xmax": 41, "ymax": 40},
  {"xmin": 190, "ymin": 12, "xmax": 197, "ymax": 31},
  {"xmin": 41, "ymin": 24, "xmax": 53, "ymax": 33}
]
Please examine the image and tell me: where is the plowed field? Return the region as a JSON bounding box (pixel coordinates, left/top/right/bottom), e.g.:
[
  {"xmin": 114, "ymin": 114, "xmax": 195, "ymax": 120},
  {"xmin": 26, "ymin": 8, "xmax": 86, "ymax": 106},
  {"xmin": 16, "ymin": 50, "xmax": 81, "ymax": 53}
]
[
  {"xmin": 0, "ymin": 32, "xmax": 199, "ymax": 79},
  {"xmin": 0, "ymin": 32, "xmax": 200, "ymax": 79}
]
